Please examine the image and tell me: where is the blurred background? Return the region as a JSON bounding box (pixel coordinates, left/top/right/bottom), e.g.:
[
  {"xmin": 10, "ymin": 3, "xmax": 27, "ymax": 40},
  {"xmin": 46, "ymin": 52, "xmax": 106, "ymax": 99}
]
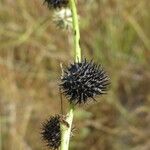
[{"xmin": 0, "ymin": 0, "xmax": 150, "ymax": 150}]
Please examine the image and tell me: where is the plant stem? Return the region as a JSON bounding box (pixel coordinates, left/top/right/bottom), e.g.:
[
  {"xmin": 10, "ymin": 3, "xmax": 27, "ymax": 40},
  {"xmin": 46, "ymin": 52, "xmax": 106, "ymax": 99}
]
[
  {"xmin": 69, "ymin": 0, "xmax": 81, "ymax": 62},
  {"xmin": 60, "ymin": 105, "xmax": 74, "ymax": 150},
  {"xmin": 60, "ymin": 0, "xmax": 81, "ymax": 150}
]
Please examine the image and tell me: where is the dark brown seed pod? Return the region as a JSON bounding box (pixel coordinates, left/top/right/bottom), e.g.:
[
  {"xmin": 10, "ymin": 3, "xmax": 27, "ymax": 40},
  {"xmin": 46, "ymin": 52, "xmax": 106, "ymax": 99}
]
[
  {"xmin": 41, "ymin": 115, "xmax": 70, "ymax": 149},
  {"xmin": 41, "ymin": 115, "xmax": 61, "ymax": 149},
  {"xmin": 60, "ymin": 59, "xmax": 110, "ymax": 104},
  {"xmin": 44, "ymin": 0, "xmax": 69, "ymax": 9}
]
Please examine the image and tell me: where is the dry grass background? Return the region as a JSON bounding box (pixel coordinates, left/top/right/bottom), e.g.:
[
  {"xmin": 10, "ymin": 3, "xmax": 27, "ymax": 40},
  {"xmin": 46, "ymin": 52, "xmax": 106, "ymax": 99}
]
[{"xmin": 0, "ymin": 0, "xmax": 150, "ymax": 150}]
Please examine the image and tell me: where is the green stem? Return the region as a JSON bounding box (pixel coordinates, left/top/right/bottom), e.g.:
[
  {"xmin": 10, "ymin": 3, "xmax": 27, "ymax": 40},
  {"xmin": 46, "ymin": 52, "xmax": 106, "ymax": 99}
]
[
  {"xmin": 60, "ymin": 105, "xmax": 74, "ymax": 150},
  {"xmin": 60, "ymin": 0, "xmax": 81, "ymax": 150},
  {"xmin": 69, "ymin": 0, "xmax": 81, "ymax": 62}
]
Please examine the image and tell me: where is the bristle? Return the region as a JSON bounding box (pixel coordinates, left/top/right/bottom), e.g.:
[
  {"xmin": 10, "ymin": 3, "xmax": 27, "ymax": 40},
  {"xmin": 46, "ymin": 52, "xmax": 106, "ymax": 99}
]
[
  {"xmin": 60, "ymin": 59, "xmax": 110, "ymax": 104},
  {"xmin": 44, "ymin": 0, "xmax": 69, "ymax": 9},
  {"xmin": 41, "ymin": 115, "xmax": 61, "ymax": 149}
]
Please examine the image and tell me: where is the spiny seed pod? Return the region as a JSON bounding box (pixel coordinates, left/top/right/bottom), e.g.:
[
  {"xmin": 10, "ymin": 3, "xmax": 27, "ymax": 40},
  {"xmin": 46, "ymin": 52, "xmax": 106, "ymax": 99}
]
[
  {"xmin": 41, "ymin": 115, "xmax": 61, "ymax": 149},
  {"xmin": 60, "ymin": 59, "xmax": 110, "ymax": 104},
  {"xmin": 44, "ymin": 0, "xmax": 69, "ymax": 9}
]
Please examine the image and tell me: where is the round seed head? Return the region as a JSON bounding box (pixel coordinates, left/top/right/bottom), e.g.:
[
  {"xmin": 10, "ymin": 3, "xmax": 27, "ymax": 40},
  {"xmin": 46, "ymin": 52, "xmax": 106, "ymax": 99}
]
[
  {"xmin": 60, "ymin": 59, "xmax": 110, "ymax": 104},
  {"xmin": 41, "ymin": 115, "xmax": 61, "ymax": 149},
  {"xmin": 44, "ymin": 0, "xmax": 69, "ymax": 9}
]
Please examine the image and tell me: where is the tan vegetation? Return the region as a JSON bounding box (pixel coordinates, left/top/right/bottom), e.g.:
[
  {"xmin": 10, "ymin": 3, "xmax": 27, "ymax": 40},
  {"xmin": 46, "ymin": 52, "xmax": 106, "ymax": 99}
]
[{"xmin": 0, "ymin": 0, "xmax": 150, "ymax": 150}]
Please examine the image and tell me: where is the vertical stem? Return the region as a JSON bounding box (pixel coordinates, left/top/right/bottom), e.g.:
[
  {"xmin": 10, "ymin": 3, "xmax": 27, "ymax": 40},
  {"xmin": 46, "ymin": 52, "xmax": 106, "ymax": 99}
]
[
  {"xmin": 69, "ymin": 0, "xmax": 81, "ymax": 62},
  {"xmin": 60, "ymin": 106, "xmax": 74, "ymax": 150},
  {"xmin": 60, "ymin": 0, "xmax": 81, "ymax": 150}
]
